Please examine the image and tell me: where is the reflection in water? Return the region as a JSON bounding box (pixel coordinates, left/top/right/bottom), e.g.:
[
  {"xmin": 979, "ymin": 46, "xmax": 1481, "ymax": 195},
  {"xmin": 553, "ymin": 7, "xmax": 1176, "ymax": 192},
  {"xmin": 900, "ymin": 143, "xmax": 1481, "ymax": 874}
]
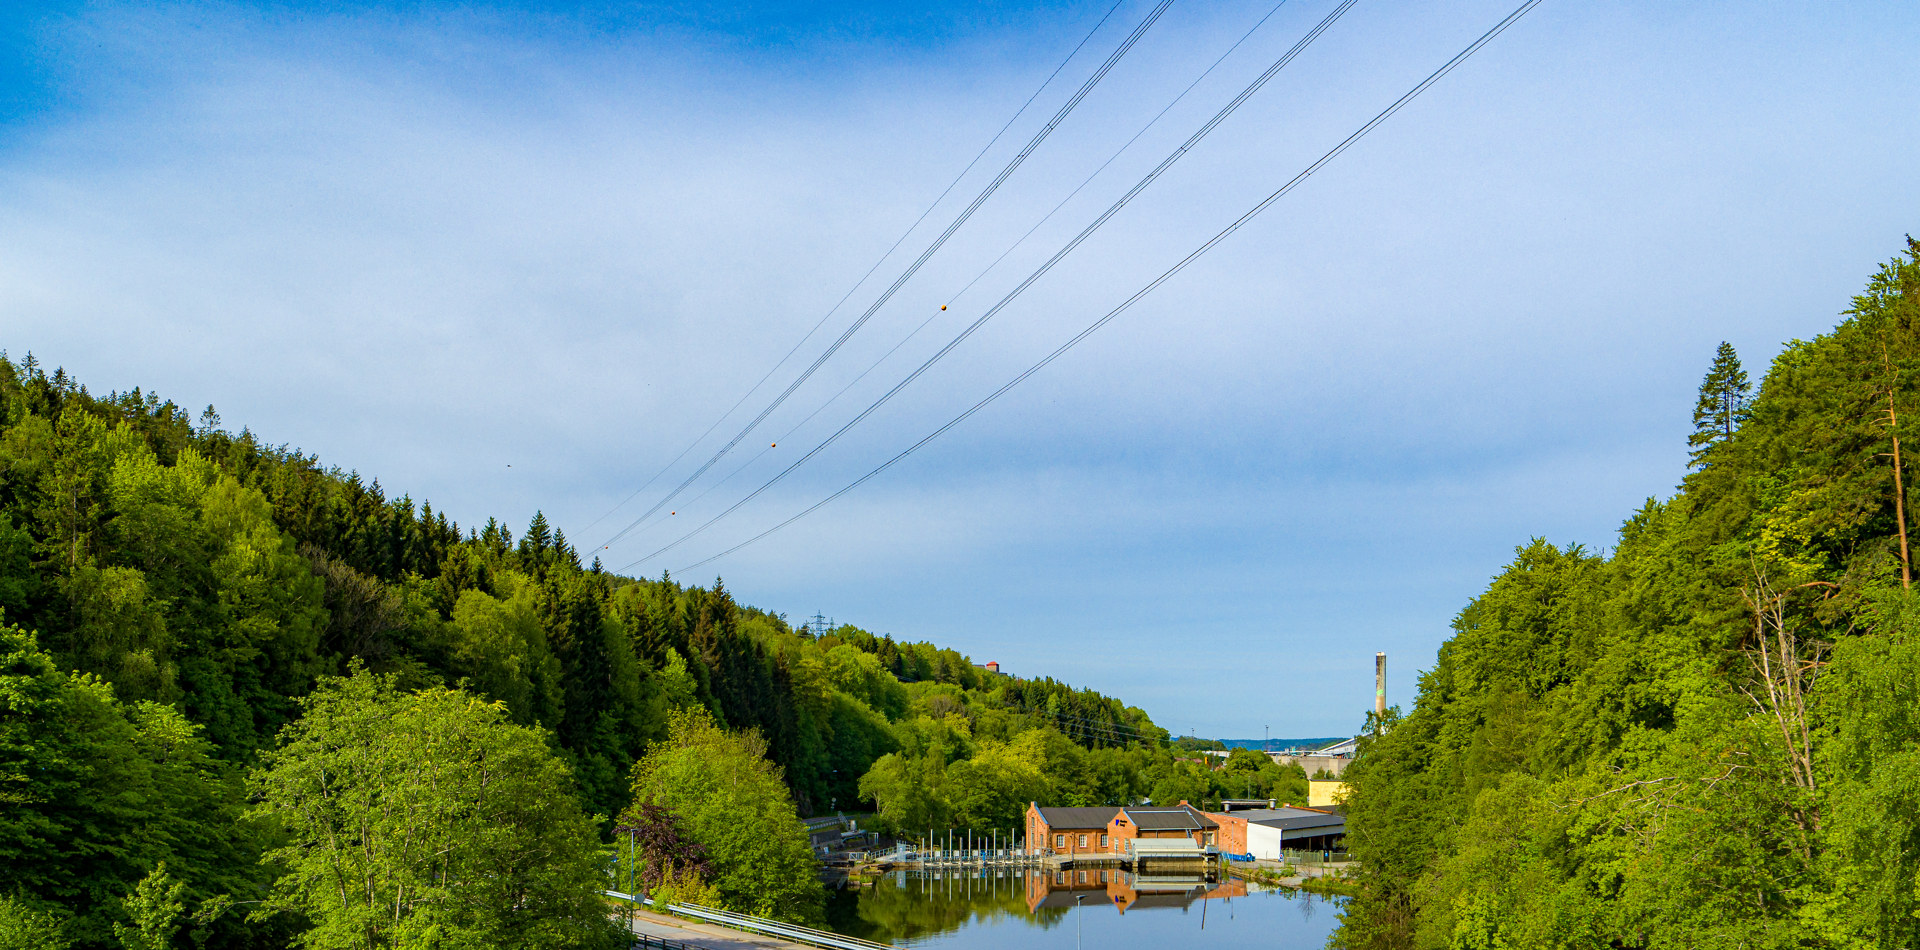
[
  {"xmin": 824, "ymin": 867, "xmax": 1335, "ymax": 949},
  {"xmin": 825, "ymin": 868, "xmax": 1067, "ymax": 944},
  {"xmin": 1024, "ymin": 867, "xmax": 1246, "ymax": 914}
]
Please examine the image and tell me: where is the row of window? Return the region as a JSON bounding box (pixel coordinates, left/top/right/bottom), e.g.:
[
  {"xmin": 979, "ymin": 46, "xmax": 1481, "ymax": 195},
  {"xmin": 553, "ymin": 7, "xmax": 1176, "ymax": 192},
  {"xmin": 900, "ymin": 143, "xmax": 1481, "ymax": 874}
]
[
  {"xmin": 1053, "ymin": 833, "xmax": 1110, "ymax": 849},
  {"xmin": 1054, "ymin": 870, "xmax": 1112, "ymax": 884},
  {"xmin": 1045, "ymin": 831, "xmax": 1221, "ymax": 848}
]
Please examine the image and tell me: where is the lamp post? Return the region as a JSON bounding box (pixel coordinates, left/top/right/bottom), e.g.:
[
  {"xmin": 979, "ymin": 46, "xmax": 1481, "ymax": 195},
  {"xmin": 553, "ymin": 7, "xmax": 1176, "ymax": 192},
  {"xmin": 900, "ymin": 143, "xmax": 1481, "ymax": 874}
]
[{"xmin": 1076, "ymin": 893, "xmax": 1084, "ymax": 950}]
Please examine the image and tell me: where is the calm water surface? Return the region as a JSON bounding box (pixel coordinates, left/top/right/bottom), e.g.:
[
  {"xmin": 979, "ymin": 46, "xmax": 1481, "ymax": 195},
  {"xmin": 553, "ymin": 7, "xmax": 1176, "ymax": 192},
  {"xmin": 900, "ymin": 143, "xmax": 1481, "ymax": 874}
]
[{"xmin": 823, "ymin": 868, "xmax": 1340, "ymax": 949}]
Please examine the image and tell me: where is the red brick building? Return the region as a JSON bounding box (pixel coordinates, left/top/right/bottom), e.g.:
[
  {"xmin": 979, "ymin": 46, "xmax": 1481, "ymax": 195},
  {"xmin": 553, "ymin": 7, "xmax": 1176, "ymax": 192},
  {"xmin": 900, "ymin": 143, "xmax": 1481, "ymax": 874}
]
[
  {"xmin": 1026, "ymin": 805, "xmax": 1121, "ymax": 858},
  {"xmin": 1203, "ymin": 810, "xmax": 1250, "ymax": 856},
  {"xmin": 1106, "ymin": 803, "xmax": 1221, "ymax": 854},
  {"xmin": 1029, "ymin": 802, "xmax": 1269, "ymax": 863}
]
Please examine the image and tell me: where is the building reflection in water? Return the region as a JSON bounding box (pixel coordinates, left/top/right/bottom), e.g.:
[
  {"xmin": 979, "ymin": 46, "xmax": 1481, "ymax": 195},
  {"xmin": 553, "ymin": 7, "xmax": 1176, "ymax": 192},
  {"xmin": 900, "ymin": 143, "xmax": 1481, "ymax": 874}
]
[{"xmin": 1024, "ymin": 867, "xmax": 1247, "ymax": 914}]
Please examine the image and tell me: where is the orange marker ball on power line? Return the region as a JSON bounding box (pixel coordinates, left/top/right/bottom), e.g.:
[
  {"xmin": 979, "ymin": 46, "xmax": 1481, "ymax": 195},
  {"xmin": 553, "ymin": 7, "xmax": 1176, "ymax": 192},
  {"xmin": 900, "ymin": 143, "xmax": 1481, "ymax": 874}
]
[
  {"xmin": 771, "ymin": 442, "xmax": 777, "ymax": 448},
  {"xmin": 941, "ymin": 304, "xmax": 948, "ymax": 310}
]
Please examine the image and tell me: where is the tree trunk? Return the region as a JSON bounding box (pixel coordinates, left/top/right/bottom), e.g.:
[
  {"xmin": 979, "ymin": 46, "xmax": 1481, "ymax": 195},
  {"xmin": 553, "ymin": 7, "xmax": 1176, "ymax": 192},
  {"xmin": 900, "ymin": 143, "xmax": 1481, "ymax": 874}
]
[{"xmin": 1883, "ymin": 344, "xmax": 1911, "ymax": 588}]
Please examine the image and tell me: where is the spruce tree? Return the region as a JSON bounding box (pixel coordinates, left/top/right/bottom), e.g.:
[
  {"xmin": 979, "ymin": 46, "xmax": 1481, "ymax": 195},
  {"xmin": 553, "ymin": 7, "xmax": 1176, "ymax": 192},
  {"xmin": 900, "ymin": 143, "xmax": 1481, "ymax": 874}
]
[
  {"xmin": 520, "ymin": 511, "xmax": 553, "ymax": 573},
  {"xmin": 1689, "ymin": 341, "xmax": 1751, "ymax": 465}
]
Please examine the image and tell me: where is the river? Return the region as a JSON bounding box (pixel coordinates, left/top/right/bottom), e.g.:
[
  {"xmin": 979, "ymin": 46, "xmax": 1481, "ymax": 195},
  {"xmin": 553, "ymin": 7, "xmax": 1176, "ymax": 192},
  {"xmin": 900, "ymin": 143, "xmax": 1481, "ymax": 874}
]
[{"xmin": 821, "ymin": 867, "xmax": 1341, "ymax": 949}]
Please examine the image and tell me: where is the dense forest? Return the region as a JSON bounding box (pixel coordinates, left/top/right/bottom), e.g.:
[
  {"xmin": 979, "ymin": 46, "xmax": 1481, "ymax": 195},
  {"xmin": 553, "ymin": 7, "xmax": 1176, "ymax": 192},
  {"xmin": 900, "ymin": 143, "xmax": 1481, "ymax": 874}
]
[
  {"xmin": 1338, "ymin": 239, "xmax": 1920, "ymax": 948},
  {"xmin": 0, "ymin": 348, "xmax": 1303, "ymax": 948}
]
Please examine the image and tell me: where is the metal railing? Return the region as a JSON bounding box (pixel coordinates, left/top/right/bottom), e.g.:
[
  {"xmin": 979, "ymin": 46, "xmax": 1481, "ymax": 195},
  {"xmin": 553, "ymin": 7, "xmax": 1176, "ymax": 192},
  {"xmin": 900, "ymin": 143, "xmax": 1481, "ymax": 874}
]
[
  {"xmin": 605, "ymin": 891, "xmax": 893, "ymax": 950},
  {"xmin": 630, "ymin": 934, "xmax": 702, "ymax": 950},
  {"xmin": 911, "ymin": 847, "xmax": 1039, "ymax": 867},
  {"xmin": 1281, "ymin": 849, "xmax": 1351, "ymax": 866}
]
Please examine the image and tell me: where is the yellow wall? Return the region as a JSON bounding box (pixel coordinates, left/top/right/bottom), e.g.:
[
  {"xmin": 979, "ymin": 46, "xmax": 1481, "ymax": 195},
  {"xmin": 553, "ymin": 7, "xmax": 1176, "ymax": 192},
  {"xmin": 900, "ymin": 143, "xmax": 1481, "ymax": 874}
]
[{"xmin": 1308, "ymin": 779, "xmax": 1348, "ymax": 808}]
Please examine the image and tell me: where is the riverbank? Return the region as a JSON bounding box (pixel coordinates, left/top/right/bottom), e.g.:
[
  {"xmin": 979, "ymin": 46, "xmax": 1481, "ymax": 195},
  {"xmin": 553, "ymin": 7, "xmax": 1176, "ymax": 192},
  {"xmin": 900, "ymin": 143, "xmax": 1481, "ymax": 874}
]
[{"xmin": 1226, "ymin": 859, "xmax": 1360, "ymax": 897}]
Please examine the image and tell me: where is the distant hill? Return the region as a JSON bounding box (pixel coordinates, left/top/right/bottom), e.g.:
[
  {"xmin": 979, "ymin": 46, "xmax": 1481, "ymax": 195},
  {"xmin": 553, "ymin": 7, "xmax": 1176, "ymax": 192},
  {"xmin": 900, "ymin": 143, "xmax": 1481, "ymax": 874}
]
[{"xmin": 1219, "ymin": 737, "xmax": 1346, "ymax": 753}]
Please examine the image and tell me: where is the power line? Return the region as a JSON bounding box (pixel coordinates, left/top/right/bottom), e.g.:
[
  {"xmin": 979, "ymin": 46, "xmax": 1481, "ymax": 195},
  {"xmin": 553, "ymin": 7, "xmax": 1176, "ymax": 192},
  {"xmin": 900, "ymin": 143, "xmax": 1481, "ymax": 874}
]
[
  {"xmin": 664, "ymin": 0, "xmax": 1303, "ymax": 518},
  {"xmin": 1036, "ymin": 711, "xmax": 1162, "ymax": 744},
  {"xmin": 942, "ymin": 0, "xmax": 1299, "ymax": 310},
  {"xmin": 622, "ymin": 0, "xmax": 1359, "ymax": 571},
  {"xmin": 577, "ymin": 0, "xmax": 1127, "ymax": 539},
  {"xmin": 595, "ymin": 0, "xmax": 1178, "ymax": 555},
  {"xmin": 1038, "ymin": 707, "xmax": 1163, "ymax": 740},
  {"xmin": 670, "ymin": 0, "xmax": 1547, "ymax": 573}
]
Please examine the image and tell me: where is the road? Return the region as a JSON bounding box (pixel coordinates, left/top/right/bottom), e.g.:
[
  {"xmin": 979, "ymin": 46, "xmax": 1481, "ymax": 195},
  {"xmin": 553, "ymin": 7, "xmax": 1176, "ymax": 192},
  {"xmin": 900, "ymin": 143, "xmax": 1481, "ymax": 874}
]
[{"xmin": 625, "ymin": 907, "xmax": 821, "ymax": 950}]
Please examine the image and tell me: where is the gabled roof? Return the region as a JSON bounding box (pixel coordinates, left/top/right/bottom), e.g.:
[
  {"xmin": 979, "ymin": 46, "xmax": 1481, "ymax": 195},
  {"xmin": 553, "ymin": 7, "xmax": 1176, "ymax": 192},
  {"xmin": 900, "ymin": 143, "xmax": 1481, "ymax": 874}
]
[
  {"xmin": 1034, "ymin": 887, "xmax": 1108, "ymax": 909},
  {"xmin": 1236, "ymin": 807, "xmax": 1346, "ymax": 833},
  {"xmin": 1125, "ymin": 892, "xmax": 1201, "ymax": 909},
  {"xmin": 1119, "ymin": 805, "xmax": 1217, "ymax": 831},
  {"xmin": 1035, "ymin": 806, "xmax": 1121, "ymax": 830}
]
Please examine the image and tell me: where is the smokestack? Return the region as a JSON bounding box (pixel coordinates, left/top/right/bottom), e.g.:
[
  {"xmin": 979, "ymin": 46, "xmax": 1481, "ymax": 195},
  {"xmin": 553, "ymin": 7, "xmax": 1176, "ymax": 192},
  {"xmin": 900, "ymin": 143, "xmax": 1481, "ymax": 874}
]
[{"xmin": 1375, "ymin": 652, "xmax": 1386, "ymax": 716}]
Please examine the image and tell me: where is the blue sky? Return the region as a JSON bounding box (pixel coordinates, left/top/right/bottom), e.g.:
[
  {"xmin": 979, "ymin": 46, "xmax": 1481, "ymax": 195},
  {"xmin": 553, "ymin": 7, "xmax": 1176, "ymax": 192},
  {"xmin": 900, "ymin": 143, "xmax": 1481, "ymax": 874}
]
[{"xmin": 5, "ymin": 0, "xmax": 1918, "ymax": 738}]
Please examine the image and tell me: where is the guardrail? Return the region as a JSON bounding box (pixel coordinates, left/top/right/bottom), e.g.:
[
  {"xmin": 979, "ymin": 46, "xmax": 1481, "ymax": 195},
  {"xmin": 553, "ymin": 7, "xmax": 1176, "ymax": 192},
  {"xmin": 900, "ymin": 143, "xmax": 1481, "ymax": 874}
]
[
  {"xmin": 629, "ymin": 933, "xmax": 703, "ymax": 950},
  {"xmin": 605, "ymin": 891, "xmax": 893, "ymax": 950},
  {"xmin": 1281, "ymin": 849, "xmax": 1351, "ymax": 866}
]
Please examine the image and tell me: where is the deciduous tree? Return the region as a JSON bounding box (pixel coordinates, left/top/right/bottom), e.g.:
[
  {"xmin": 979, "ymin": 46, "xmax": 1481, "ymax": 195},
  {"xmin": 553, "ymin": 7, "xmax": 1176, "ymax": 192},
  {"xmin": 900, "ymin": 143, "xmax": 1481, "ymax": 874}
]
[{"xmin": 248, "ymin": 669, "xmax": 617, "ymax": 950}]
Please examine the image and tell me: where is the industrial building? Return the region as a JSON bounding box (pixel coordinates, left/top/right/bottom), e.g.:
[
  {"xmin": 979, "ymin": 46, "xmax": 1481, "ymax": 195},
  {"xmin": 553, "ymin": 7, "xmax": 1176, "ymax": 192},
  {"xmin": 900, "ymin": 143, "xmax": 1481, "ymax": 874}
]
[
  {"xmin": 1207, "ymin": 806, "xmax": 1346, "ymax": 859},
  {"xmin": 1025, "ymin": 800, "xmax": 1343, "ymax": 865}
]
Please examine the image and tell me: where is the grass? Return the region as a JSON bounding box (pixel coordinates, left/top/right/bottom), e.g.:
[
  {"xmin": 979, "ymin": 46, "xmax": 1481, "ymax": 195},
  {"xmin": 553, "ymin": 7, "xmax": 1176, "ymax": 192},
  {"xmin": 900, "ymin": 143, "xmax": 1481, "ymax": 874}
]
[{"xmin": 1298, "ymin": 872, "xmax": 1360, "ymax": 898}]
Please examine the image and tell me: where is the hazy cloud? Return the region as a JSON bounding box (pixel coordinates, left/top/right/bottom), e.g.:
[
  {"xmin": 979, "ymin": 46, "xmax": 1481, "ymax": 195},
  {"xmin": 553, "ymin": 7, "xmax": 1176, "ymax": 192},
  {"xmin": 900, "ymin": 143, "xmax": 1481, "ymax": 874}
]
[{"xmin": 6, "ymin": 0, "xmax": 1918, "ymax": 735}]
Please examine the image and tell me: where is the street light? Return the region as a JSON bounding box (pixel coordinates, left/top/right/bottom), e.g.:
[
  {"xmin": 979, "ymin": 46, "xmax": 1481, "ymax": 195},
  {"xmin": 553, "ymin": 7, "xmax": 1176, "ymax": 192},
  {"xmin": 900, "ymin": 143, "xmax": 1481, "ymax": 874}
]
[{"xmin": 1076, "ymin": 894, "xmax": 1085, "ymax": 950}]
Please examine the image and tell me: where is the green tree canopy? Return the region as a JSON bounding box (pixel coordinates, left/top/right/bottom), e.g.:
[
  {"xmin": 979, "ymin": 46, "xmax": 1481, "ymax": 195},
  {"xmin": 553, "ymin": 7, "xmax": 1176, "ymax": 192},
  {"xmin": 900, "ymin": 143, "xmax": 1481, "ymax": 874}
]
[
  {"xmin": 1335, "ymin": 241, "xmax": 1920, "ymax": 949},
  {"xmin": 0, "ymin": 622, "xmax": 263, "ymax": 949},
  {"xmin": 0, "ymin": 346, "xmax": 1169, "ymax": 944},
  {"xmin": 248, "ymin": 669, "xmax": 617, "ymax": 950},
  {"xmin": 0, "ymin": 895, "xmax": 69, "ymax": 950},
  {"xmin": 621, "ymin": 709, "xmax": 822, "ymax": 923}
]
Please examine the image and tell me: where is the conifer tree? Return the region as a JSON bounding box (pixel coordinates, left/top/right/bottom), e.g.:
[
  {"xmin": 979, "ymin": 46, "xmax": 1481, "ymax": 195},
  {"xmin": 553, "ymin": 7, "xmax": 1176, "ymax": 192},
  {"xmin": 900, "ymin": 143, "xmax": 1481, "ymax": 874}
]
[
  {"xmin": 1689, "ymin": 341, "xmax": 1751, "ymax": 466},
  {"xmin": 523, "ymin": 511, "xmax": 552, "ymax": 553},
  {"xmin": 520, "ymin": 511, "xmax": 553, "ymax": 574}
]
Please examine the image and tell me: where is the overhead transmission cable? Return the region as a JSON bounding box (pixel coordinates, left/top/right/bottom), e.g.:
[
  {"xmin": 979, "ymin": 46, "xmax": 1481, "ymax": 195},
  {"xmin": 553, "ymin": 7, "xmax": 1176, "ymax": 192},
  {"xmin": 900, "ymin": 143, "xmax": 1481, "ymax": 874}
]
[
  {"xmin": 595, "ymin": 0, "xmax": 1178, "ymax": 554},
  {"xmin": 1041, "ymin": 711, "xmax": 1161, "ymax": 744},
  {"xmin": 942, "ymin": 0, "xmax": 1299, "ymax": 310},
  {"xmin": 675, "ymin": 0, "xmax": 1302, "ymax": 507},
  {"xmin": 578, "ymin": 0, "xmax": 1127, "ymax": 537},
  {"xmin": 670, "ymin": 0, "xmax": 1548, "ymax": 573},
  {"xmin": 619, "ymin": 0, "xmax": 1360, "ymax": 572}
]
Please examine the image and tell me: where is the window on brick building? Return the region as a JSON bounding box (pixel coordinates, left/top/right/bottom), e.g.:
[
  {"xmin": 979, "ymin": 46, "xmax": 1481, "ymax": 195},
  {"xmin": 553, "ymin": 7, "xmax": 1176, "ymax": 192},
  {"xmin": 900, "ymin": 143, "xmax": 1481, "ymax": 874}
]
[
  {"xmin": 1055, "ymin": 834, "xmax": 1065, "ymax": 848},
  {"xmin": 1100, "ymin": 834, "xmax": 1109, "ymax": 847},
  {"xmin": 1078, "ymin": 834, "xmax": 1088, "ymax": 848}
]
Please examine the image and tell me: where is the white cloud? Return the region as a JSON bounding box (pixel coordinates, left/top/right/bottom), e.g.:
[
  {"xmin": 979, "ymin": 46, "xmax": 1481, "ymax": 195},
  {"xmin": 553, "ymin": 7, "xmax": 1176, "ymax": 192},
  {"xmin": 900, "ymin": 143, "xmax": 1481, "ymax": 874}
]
[{"xmin": 5, "ymin": 0, "xmax": 1919, "ymax": 734}]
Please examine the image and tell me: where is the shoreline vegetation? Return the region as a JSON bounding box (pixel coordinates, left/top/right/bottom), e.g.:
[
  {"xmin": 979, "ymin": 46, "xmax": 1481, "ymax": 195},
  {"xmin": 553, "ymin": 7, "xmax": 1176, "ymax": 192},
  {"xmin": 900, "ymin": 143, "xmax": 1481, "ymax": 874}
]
[
  {"xmin": 1337, "ymin": 239, "xmax": 1920, "ymax": 948},
  {"xmin": 0, "ymin": 349, "xmax": 1314, "ymax": 948}
]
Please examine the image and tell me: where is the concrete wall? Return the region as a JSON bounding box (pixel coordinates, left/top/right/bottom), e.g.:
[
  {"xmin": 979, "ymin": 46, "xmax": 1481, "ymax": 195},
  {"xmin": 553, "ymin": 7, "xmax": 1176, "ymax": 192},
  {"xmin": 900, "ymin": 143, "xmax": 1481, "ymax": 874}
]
[
  {"xmin": 1245, "ymin": 823, "xmax": 1286, "ymax": 861},
  {"xmin": 1268, "ymin": 753, "xmax": 1351, "ymax": 778},
  {"xmin": 1308, "ymin": 780, "xmax": 1349, "ymax": 808}
]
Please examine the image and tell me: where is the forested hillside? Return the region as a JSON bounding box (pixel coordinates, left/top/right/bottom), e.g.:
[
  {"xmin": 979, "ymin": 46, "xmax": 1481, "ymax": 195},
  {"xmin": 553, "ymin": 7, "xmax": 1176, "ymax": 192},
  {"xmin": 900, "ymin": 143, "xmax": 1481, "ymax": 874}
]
[
  {"xmin": 0, "ymin": 351, "xmax": 1303, "ymax": 947},
  {"xmin": 1338, "ymin": 239, "xmax": 1920, "ymax": 949}
]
